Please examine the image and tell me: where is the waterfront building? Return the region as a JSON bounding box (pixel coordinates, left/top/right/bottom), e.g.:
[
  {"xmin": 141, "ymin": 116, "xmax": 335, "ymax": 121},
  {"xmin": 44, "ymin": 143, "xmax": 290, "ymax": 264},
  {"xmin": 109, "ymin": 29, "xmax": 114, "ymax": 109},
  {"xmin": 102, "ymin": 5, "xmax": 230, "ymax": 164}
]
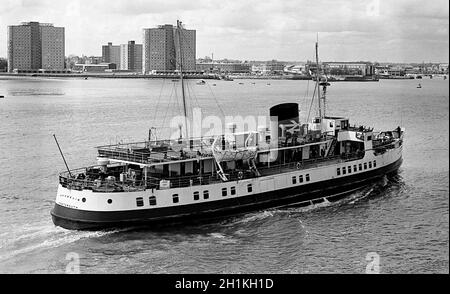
[
  {"xmin": 102, "ymin": 42, "xmax": 121, "ymax": 67},
  {"xmin": 196, "ymin": 62, "xmax": 251, "ymax": 74},
  {"xmin": 85, "ymin": 56, "xmax": 103, "ymax": 65},
  {"xmin": 120, "ymin": 41, "xmax": 143, "ymax": 72},
  {"xmin": 143, "ymin": 23, "xmax": 196, "ymax": 73},
  {"xmin": 438, "ymin": 63, "xmax": 449, "ymax": 74},
  {"xmin": 72, "ymin": 63, "xmax": 116, "ymax": 73},
  {"xmin": 7, "ymin": 22, "xmax": 65, "ymax": 73},
  {"xmin": 323, "ymin": 62, "xmax": 375, "ymax": 77},
  {"xmin": 266, "ymin": 60, "xmax": 286, "ymax": 74}
]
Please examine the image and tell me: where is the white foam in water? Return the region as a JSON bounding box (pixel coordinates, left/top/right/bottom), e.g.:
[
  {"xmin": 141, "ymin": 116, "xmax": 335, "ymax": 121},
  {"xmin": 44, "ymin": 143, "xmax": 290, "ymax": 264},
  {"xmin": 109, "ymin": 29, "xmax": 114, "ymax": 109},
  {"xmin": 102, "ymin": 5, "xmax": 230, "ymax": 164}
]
[
  {"xmin": 231, "ymin": 210, "xmax": 276, "ymax": 225},
  {"xmin": 0, "ymin": 225, "xmax": 123, "ymax": 262},
  {"xmin": 349, "ymin": 187, "xmax": 375, "ymax": 205},
  {"xmin": 208, "ymin": 233, "xmax": 238, "ymax": 244},
  {"xmin": 209, "ymin": 233, "xmax": 226, "ymax": 239}
]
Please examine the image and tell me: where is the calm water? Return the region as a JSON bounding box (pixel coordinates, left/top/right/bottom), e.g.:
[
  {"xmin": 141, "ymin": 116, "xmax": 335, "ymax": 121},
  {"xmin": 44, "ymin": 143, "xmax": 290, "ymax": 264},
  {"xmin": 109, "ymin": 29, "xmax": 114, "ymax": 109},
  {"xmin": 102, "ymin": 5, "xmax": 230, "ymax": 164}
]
[{"xmin": 0, "ymin": 76, "xmax": 448, "ymax": 273}]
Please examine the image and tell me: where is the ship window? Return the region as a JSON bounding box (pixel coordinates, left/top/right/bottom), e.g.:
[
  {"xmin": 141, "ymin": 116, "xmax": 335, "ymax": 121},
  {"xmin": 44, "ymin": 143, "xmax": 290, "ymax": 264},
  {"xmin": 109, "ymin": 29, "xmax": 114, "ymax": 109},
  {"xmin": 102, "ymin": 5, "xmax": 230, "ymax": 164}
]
[
  {"xmin": 354, "ymin": 165, "xmax": 357, "ymax": 172},
  {"xmin": 231, "ymin": 186, "xmax": 236, "ymax": 195},
  {"xmin": 193, "ymin": 191, "xmax": 199, "ymax": 200},
  {"xmin": 136, "ymin": 197, "xmax": 144, "ymax": 207},
  {"xmin": 107, "ymin": 199, "xmax": 112, "ymax": 204},
  {"xmin": 172, "ymin": 194, "xmax": 179, "ymax": 204},
  {"xmin": 247, "ymin": 184, "xmax": 253, "ymax": 193},
  {"xmin": 359, "ymin": 163, "xmax": 362, "ymax": 171},
  {"xmin": 364, "ymin": 163, "xmax": 367, "ymax": 170},
  {"xmin": 369, "ymin": 161, "xmax": 372, "ymax": 168},
  {"xmin": 299, "ymin": 175, "xmax": 304, "ymax": 183},
  {"xmin": 367, "ymin": 135, "xmax": 372, "ymax": 141},
  {"xmin": 292, "ymin": 176, "xmax": 297, "ymax": 184},
  {"xmin": 337, "ymin": 168, "xmax": 341, "ymax": 176},
  {"xmin": 306, "ymin": 174, "xmax": 310, "ymax": 182},
  {"xmin": 348, "ymin": 166, "xmax": 352, "ymax": 173},
  {"xmin": 149, "ymin": 196, "xmax": 157, "ymax": 206},
  {"xmin": 373, "ymin": 160, "xmax": 377, "ymax": 167},
  {"xmin": 342, "ymin": 168, "xmax": 346, "ymax": 175},
  {"xmin": 203, "ymin": 190, "xmax": 209, "ymax": 199},
  {"xmin": 222, "ymin": 187, "xmax": 227, "ymax": 197}
]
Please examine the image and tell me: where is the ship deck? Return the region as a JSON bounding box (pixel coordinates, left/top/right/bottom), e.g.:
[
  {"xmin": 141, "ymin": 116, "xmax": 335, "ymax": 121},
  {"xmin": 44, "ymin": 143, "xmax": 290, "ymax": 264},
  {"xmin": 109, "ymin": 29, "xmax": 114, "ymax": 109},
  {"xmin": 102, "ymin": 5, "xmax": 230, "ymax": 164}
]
[{"xmin": 59, "ymin": 152, "xmax": 364, "ymax": 192}]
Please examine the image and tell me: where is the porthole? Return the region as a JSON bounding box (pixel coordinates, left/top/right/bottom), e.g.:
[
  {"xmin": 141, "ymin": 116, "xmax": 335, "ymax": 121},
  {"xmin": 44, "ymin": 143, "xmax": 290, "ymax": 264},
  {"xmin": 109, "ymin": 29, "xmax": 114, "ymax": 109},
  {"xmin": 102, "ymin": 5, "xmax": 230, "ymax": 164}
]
[
  {"xmin": 107, "ymin": 199, "xmax": 112, "ymax": 204},
  {"xmin": 82, "ymin": 198, "xmax": 86, "ymax": 203}
]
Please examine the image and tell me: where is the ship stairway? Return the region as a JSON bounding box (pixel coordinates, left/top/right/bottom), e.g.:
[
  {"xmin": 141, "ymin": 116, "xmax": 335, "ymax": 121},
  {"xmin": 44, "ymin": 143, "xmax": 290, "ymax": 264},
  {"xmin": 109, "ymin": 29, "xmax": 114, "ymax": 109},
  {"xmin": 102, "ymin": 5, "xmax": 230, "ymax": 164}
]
[
  {"xmin": 249, "ymin": 158, "xmax": 261, "ymax": 177},
  {"xmin": 215, "ymin": 161, "xmax": 228, "ymax": 181},
  {"xmin": 326, "ymin": 138, "xmax": 337, "ymax": 157}
]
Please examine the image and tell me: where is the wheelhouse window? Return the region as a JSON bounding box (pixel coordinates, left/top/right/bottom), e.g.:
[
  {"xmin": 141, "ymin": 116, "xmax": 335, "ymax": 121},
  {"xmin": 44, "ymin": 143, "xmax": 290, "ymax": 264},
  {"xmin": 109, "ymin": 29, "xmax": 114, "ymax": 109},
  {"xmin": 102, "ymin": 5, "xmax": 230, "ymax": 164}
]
[
  {"xmin": 348, "ymin": 166, "xmax": 351, "ymax": 173},
  {"xmin": 292, "ymin": 176, "xmax": 297, "ymax": 184},
  {"xmin": 359, "ymin": 163, "xmax": 362, "ymax": 171},
  {"xmin": 230, "ymin": 186, "xmax": 236, "ymax": 195},
  {"xmin": 222, "ymin": 187, "xmax": 227, "ymax": 197},
  {"xmin": 172, "ymin": 194, "xmax": 179, "ymax": 204},
  {"xmin": 306, "ymin": 174, "xmax": 310, "ymax": 182},
  {"xmin": 149, "ymin": 196, "xmax": 157, "ymax": 206},
  {"xmin": 136, "ymin": 197, "xmax": 144, "ymax": 207},
  {"xmin": 247, "ymin": 184, "xmax": 253, "ymax": 193},
  {"xmin": 353, "ymin": 165, "xmax": 357, "ymax": 172},
  {"xmin": 193, "ymin": 191, "xmax": 199, "ymax": 201},
  {"xmin": 299, "ymin": 175, "xmax": 304, "ymax": 183},
  {"xmin": 369, "ymin": 161, "xmax": 372, "ymax": 168},
  {"xmin": 373, "ymin": 160, "xmax": 377, "ymax": 167},
  {"xmin": 337, "ymin": 168, "xmax": 341, "ymax": 176},
  {"xmin": 203, "ymin": 191, "xmax": 209, "ymax": 199},
  {"xmin": 343, "ymin": 168, "xmax": 346, "ymax": 175},
  {"xmin": 364, "ymin": 163, "xmax": 367, "ymax": 170}
]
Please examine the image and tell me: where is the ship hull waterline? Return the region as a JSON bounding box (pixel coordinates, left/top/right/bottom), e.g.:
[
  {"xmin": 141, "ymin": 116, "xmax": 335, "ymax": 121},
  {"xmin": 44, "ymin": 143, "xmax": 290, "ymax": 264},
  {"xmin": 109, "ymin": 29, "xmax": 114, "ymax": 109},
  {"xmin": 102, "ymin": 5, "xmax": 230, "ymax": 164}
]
[{"xmin": 51, "ymin": 157, "xmax": 402, "ymax": 230}]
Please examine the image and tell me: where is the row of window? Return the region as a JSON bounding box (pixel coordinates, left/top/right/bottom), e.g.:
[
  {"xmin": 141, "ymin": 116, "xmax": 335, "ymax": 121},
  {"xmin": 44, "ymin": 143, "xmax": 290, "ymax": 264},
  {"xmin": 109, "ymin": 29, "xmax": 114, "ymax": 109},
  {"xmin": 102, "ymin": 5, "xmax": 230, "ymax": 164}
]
[
  {"xmin": 291, "ymin": 174, "xmax": 311, "ymax": 185},
  {"xmin": 336, "ymin": 160, "xmax": 377, "ymax": 176},
  {"xmin": 136, "ymin": 184, "xmax": 256, "ymax": 207}
]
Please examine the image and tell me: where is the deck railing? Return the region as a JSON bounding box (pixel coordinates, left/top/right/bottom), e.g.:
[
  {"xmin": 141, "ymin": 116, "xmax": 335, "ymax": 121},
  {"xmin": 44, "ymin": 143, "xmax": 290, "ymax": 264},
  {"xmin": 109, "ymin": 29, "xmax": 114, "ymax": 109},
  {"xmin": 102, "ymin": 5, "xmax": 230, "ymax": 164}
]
[
  {"xmin": 58, "ymin": 165, "xmax": 160, "ymax": 193},
  {"xmin": 59, "ymin": 152, "xmax": 364, "ymax": 192}
]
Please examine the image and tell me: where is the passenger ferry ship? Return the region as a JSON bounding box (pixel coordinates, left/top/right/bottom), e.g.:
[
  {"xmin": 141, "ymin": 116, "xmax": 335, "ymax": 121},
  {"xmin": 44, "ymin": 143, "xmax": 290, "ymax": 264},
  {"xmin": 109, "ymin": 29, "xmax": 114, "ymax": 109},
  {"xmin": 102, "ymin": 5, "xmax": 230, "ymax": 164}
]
[{"xmin": 51, "ymin": 24, "xmax": 404, "ymax": 230}]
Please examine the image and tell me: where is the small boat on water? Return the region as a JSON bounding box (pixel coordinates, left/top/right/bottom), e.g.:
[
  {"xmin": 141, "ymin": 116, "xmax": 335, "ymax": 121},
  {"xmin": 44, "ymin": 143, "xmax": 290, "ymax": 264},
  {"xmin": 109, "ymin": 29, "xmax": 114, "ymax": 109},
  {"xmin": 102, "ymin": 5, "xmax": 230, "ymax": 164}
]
[
  {"xmin": 196, "ymin": 80, "xmax": 206, "ymax": 85},
  {"xmin": 417, "ymin": 83, "xmax": 422, "ymax": 88}
]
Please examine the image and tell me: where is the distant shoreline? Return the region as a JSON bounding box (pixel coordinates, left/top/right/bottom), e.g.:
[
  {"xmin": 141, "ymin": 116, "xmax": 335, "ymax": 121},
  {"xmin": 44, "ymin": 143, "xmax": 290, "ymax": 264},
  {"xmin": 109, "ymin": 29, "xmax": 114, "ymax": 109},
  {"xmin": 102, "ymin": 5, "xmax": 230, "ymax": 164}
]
[{"xmin": 0, "ymin": 72, "xmax": 446, "ymax": 81}]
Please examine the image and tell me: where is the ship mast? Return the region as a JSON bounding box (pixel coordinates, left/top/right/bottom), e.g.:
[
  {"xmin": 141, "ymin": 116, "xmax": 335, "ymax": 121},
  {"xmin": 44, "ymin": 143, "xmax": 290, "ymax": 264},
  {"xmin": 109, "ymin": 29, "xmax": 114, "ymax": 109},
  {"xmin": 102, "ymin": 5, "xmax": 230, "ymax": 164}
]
[
  {"xmin": 315, "ymin": 34, "xmax": 322, "ymax": 120},
  {"xmin": 176, "ymin": 20, "xmax": 189, "ymax": 138}
]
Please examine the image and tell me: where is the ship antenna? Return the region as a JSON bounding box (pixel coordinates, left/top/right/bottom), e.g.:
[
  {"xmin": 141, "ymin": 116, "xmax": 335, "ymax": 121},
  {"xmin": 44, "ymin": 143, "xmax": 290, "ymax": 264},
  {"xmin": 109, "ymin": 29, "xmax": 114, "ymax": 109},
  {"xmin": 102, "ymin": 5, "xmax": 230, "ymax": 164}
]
[
  {"xmin": 53, "ymin": 134, "xmax": 72, "ymax": 178},
  {"xmin": 176, "ymin": 20, "xmax": 189, "ymax": 139}
]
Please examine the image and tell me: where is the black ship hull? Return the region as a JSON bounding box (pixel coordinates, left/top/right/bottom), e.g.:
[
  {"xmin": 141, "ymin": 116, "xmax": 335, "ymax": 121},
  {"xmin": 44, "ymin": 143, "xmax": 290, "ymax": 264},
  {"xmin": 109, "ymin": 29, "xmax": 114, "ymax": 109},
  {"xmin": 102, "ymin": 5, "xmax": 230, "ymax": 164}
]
[{"xmin": 51, "ymin": 157, "xmax": 402, "ymax": 230}]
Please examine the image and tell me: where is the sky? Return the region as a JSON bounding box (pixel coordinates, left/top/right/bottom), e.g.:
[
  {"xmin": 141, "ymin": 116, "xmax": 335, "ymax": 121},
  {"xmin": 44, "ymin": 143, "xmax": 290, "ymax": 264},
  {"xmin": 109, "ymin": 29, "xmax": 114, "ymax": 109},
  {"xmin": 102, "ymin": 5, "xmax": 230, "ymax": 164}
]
[{"xmin": 1, "ymin": 0, "xmax": 449, "ymax": 63}]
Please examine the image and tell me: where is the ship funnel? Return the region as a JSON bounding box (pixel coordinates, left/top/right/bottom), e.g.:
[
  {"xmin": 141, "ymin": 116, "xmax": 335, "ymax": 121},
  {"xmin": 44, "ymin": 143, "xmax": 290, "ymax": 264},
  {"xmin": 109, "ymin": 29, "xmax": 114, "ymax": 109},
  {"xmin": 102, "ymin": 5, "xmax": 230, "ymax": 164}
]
[{"xmin": 269, "ymin": 103, "xmax": 299, "ymax": 162}]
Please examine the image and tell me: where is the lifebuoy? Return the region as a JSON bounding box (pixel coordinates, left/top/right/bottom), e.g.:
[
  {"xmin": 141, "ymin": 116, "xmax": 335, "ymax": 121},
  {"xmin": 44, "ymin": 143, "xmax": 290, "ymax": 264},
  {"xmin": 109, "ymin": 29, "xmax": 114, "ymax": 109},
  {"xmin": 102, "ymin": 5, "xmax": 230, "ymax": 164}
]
[
  {"xmin": 237, "ymin": 171, "xmax": 244, "ymax": 180},
  {"xmin": 296, "ymin": 162, "xmax": 302, "ymax": 169}
]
